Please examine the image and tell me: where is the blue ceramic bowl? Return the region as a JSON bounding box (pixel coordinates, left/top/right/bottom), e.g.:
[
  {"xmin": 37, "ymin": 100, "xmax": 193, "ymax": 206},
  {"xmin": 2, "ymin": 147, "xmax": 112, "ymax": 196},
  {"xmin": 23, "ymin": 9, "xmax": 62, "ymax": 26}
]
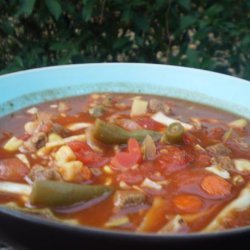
[{"xmin": 0, "ymin": 63, "xmax": 249, "ymax": 250}]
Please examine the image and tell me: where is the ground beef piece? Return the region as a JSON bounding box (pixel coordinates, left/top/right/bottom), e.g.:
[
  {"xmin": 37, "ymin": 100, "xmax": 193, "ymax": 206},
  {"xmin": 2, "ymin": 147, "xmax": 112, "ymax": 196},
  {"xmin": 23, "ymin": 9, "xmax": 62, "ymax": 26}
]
[
  {"xmin": 206, "ymin": 143, "xmax": 231, "ymax": 157},
  {"xmin": 23, "ymin": 132, "xmax": 47, "ymax": 152},
  {"xmin": 28, "ymin": 165, "xmax": 62, "ymax": 182},
  {"xmin": 113, "ymin": 190, "xmax": 146, "ymax": 210},
  {"xmin": 217, "ymin": 156, "xmax": 235, "ymax": 171}
]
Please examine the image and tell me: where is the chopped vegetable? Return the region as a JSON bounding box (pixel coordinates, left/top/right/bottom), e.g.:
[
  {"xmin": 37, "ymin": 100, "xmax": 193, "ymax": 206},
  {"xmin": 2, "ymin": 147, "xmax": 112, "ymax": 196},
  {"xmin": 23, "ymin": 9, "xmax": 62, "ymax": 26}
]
[
  {"xmin": 232, "ymin": 175, "xmax": 245, "ymax": 186},
  {"xmin": 137, "ymin": 197, "xmax": 166, "ymax": 232},
  {"xmin": 201, "ymin": 175, "xmax": 232, "ymax": 197},
  {"xmin": 1, "ymin": 202, "xmax": 78, "ymax": 225},
  {"xmin": 26, "ymin": 107, "xmax": 38, "ymax": 115},
  {"xmin": 89, "ymin": 105, "xmax": 105, "ymax": 117},
  {"xmin": 202, "ymin": 183, "xmax": 250, "ymax": 232},
  {"xmin": 0, "ymin": 182, "xmax": 31, "ymax": 196},
  {"xmin": 16, "ymin": 154, "xmax": 30, "ymax": 168},
  {"xmin": 44, "ymin": 134, "xmax": 85, "ymax": 149},
  {"xmin": 48, "ymin": 133, "xmax": 63, "ymax": 142},
  {"xmin": 111, "ymin": 138, "xmax": 142, "ymax": 169},
  {"xmin": 142, "ymin": 135, "xmax": 156, "ymax": 160},
  {"xmin": 58, "ymin": 161, "xmax": 91, "ymax": 182},
  {"xmin": 163, "ymin": 122, "xmax": 185, "ymax": 144},
  {"xmin": 151, "ymin": 112, "xmax": 193, "ymax": 130},
  {"xmin": 30, "ymin": 180, "xmax": 113, "ymax": 206},
  {"xmin": 222, "ymin": 128, "xmax": 233, "ymax": 143},
  {"xmin": 173, "ymin": 194, "xmax": 203, "ymax": 213},
  {"xmin": 141, "ymin": 178, "xmax": 162, "ymax": 190},
  {"xmin": 103, "ymin": 165, "xmax": 113, "ymax": 174},
  {"xmin": 24, "ymin": 121, "xmax": 39, "ymax": 134},
  {"xmin": 54, "ymin": 145, "xmax": 76, "ymax": 165},
  {"xmin": 0, "ymin": 158, "xmax": 29, "ymax": 182},
  {"xmin": 158, "ymin": 215, "xmax": 187, "ymax": 233},
  {"xmin": 93, "ymin": 119, "xmax": 161, "ymax": 144},
  {"xmin": 105, "ymin": 216, "xmax": 130, "ymax": 228},
  {"xmin": 68, "ymin": 141, "xmax": 108, "ymax": 168},
  {"xmin": 3, "ymin": 137, "xmax": 23, "ymax": 152},
  {"xmin": 85, "ymin": 126, "xmax": 103, "ymax": 153},
  {"xmin": 130, "ymin": 99, "xmax": 148, "ymax": 117},
  {"xmin": 233, "ymin": 159, "xmax": 250, "ymax": 172},
  {"xmin": 205, "ymin": 165, "xmax": 230, "ymax": 179},
  {"xmin": 229, "ymin": 119, "xmax": 248, "ymax": 129},
  {"xmin": 67, "ymin": 122, "xmax": 91, "ymax": 131}
]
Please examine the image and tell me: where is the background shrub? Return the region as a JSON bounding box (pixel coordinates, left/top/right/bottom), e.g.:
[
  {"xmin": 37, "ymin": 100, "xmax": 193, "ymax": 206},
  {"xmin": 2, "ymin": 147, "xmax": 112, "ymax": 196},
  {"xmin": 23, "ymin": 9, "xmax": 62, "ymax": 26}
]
[{"xmin": 0, "ymin": 0, "xmax": 249, "ymax": 80}]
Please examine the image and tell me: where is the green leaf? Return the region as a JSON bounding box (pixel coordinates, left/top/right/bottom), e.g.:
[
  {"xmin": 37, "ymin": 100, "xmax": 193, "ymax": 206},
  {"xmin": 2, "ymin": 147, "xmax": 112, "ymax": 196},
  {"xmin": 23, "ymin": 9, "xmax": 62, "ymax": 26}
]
[
  {"xmin": 121, "ymin": 8, "xmax": 133, "ymax": 24},
  {"xmin": 82, "ymin": 0, "xmax": 94, "ymax": 22},
  {"xmin": 178, "ymin": 0, "xmax": 191, "ymax": 10},
  {"xmin": 45, "ymin": 0, "xmax": 62, "ymax": 20},
  {"xmin": 18, "ymin": 0, "xmax": 36, "ymax": 16},
  {"xmin": 179, "ymin": 15, "xmax": 196, "ymax": 30},
  {"xmin": 113, "ymin": 37, "xmax": 129, "ymax": 49},
  {"xmin": 186, "ymin": 48, "xmax": 199, "ymax": 67},
  {"xmin": 205, "ymin": 4, "xmax": 223, "ymax": 17}
]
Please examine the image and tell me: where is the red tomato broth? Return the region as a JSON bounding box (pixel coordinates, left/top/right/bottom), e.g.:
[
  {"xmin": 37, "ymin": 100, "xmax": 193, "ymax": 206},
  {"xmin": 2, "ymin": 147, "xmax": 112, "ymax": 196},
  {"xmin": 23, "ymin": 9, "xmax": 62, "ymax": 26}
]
[{"xmin": 0, "ymin": 93, "xmax": 250, "ymax": 234}]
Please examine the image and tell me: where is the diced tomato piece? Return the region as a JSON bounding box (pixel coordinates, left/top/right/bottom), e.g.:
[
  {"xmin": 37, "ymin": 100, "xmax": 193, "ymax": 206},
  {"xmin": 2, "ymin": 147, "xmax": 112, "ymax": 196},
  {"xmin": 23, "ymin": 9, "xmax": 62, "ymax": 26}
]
[
  {"xmin": 128, "ymin": 138, "xmax": 142, "ymax": 162},
  {"xmin": 157, "ymin": 147, "xmax": 192, "ymax": 175},
  {"xmin": 207, "ymin": 127, "xmax": 225, "ymax": 141},
  {"xmin": 68, "ymin": 141, "xmax": 109, "ymax": 168},
  {"xmin": 0, "ymin": 158, "xmax": 29, "ymax": 182},
  {"xmin": 183, "ymin": 132, "xmax": 200, "ymax": 146},
  {"xmin": 111, "ymin": 138, "xmax": 142, "ymax": 169},
  {"xmin": 135, "ymin": 117, "xmax": 165, "ymax": 130},
  {"xmin": 193, "ymin": 153, "xmax": 211, "ymax": 168},
  {"xmin": 68, "ymin": 141, "xmax": 90, "ymax": 152},
  {"xmin": 18, "ymin": 134, "xmax": 31, "ymax": 141},
  {"xmin": 117, "ymin": 169, "xmax": 144, "ymax": 184}
]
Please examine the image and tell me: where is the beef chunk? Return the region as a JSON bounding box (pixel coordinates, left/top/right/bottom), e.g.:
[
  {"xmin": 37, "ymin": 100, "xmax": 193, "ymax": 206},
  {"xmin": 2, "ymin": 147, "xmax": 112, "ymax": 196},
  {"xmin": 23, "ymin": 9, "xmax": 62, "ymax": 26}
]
[
  {"xmin": 28, "ymin": 165, "xmax": 62, "ymax": 182},
  {"xmin": 113, "ymin": 190, "xmax": 145, "ymax": 210},
  {"xmin": 24, "ymin": 132, "xmax": 47, "ymax": 152},
  {"xmin": 206, "ymin": 143, "xmax": 231, "ymax": 157},
  {"xmin": 217, "ymin": 156, "xmax": 235, "ymax": 171}
]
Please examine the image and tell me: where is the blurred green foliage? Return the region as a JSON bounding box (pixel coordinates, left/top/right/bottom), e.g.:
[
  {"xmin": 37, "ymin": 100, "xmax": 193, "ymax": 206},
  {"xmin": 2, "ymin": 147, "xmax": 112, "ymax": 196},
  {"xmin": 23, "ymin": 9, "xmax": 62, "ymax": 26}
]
[{"xmin": 0, "ymin": 0, "xmax": 249, "ymax": 79}]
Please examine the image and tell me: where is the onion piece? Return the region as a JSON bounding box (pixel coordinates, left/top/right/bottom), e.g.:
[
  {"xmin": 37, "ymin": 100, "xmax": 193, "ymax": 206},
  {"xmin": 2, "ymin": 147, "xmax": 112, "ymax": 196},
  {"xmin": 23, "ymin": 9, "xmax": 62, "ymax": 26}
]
[
  {"xmin": 104, "ymin": 215, "xmax": 130, "ymax": 228},
  {"xmin": 202, "ymin": 182, "xmax": 250, "ymax": 232},
  {"xmin": 151, "ymin": 112, "xmax": 193, "ymax": 130},
  {"xmin": 205, "ymin": 165, "xmax": 230, "ymax": 179},
  {"xmin": 142, "ymin": 135, "xmax": 156, "ymax": 160},
  {"xmin": 86, "ymin": 127, "xmax": 103, "ymax": 153},
  {"xmin": 233, "ymin": 159, "xmax": 250, "ymax": 173},
  {"xmin": 45, "ymin": 134, "xmax": 86, "ymax": 149},
  {"xmin": 141, "ymin": 178, "xmax": 162, "ymax": 190},
  {"xmin": 0, "ymin": 182, "xmax": 31, "ymax": 196},
  {"xmin": 229, "ymin": 119, "xmax": 247, "ymax": 129},
  {"xmin": 67, "ymin": 122, "xmax": 92, "ymax": 131}
]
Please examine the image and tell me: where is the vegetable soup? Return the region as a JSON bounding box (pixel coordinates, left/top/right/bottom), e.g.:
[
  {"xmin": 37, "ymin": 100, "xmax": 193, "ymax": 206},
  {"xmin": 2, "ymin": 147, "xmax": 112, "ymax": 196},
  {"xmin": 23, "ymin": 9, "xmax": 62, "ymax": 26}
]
[{"xmin": 0, "ymin": 93, "xmax": 250, "ymax": 233}]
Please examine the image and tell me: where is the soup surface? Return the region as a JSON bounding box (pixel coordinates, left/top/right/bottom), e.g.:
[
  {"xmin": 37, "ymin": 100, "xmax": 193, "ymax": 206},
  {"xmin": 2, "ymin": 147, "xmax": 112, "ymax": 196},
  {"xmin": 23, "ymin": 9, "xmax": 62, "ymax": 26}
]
[{"xmin": 0, "ymin": 93, "xmax": 250, "ymax": 234}]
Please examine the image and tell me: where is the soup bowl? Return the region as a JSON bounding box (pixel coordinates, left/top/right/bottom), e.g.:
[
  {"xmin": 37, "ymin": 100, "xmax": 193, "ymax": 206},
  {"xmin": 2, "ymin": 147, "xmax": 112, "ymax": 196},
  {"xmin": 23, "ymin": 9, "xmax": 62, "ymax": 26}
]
[{"xmin": 0, "ymin": 63, "xmax": 249, "ymax": 250}]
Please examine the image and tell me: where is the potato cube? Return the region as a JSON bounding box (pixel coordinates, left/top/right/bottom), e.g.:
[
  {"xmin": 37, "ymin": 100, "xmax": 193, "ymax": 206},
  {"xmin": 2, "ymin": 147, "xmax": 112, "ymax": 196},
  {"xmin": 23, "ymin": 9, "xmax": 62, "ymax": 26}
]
[
  {"xmin": 3, "ymin": 137, "xmax": 23, "ymax": 152},
  {"xmin": 59, "ymin": 161, "xmax": 91, "ymax": 182},
  {"xmin": 55, "ymin": 145, "xmax": 76, "ymax": 164}
]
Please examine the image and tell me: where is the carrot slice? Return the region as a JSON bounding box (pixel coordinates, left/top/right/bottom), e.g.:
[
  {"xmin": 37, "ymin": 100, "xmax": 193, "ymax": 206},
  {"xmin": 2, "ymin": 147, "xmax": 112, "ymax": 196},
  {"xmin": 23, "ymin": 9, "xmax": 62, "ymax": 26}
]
[
  {"xmin": 173, "ymin": 194, "xmax": 203, "ymax": 213},
  {"xmin": 201, "ymin": 175, "xmax": 232, "ymax": 196}
]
